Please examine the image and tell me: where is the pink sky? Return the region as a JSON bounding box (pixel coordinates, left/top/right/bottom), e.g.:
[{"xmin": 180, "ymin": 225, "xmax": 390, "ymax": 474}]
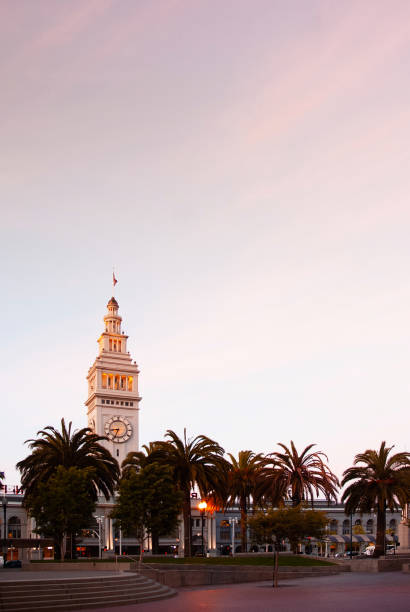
[{"xmin": 2, "ymin": 1, "xmax": 410, "ymax": 487}]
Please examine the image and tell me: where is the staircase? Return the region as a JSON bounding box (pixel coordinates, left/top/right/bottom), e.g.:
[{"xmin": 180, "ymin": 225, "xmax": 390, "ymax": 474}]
[{"xmin": 0, "ymin": 573, "xmax": 176, "ymax": 611}]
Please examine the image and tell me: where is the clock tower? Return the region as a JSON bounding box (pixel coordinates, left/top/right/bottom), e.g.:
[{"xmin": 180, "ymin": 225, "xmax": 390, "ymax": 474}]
[{"xmin": 85, "ymin": 297, "xmax": 141, "ymax": 466}]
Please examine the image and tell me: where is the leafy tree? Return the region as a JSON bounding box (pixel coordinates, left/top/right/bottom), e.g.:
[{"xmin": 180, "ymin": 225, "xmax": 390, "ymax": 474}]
[
  {"xmin": 248, "ymin": 506, "xmax": 328, "ymax": 587},
  {"xmin": 224, "ymin": 450, "xmax": 266, "ymax": 552},
  {"xmin": 16, "ymin": 418, "xmax": 120, "ymax": 501},
  {"xmin": 342, "ymin": 441, "xmax": 410, "ymax": 558},
  {"xmin": 263, "ymin": 441, "xmax": 339, "ymax": 506},
  {"xmin": 152, "ymin": 429, "xmax": 226, "ymax": 556},
  {"xmin": 111, "ymin": 462, "xmax": 183, "ymax": 557},
  {"xmin": 249, "ymin": 505, "xmax": 328, "ymax": 552},
  {"xmin": 26, "ymin": 466, "xmax": 96, "ymax": 560}
]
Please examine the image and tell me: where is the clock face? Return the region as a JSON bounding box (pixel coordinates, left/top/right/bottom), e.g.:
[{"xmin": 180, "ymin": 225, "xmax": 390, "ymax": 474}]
[{"xmin": 104, "ymin": 416, "xmax": 132, "ymax": 443}]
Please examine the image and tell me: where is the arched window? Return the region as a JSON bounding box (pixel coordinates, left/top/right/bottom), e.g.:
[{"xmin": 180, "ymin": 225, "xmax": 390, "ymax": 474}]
[
  {"xmin": 329, "ymin": 519, "xmax": 338, "ymax": 534},
  {"xmin": 366, "ymin": 519, "xmax": 373, "ymax": 534},
  {"xmin": 8, "ymin": 516, "xmax": 21, "ymax": 538},
  {"xmin": 354, "ymin": 519, "xmax": 361, "ymax": 526},
  {"xmin": 342, "ymin": 519, "xmax": 350, "ymax": 534}
]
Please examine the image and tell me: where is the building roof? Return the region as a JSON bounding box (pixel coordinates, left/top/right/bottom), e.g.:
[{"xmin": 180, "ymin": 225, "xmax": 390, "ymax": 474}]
[{"xmin": 107, "ymin": 297, "xmax": 119, "ymax": 307}]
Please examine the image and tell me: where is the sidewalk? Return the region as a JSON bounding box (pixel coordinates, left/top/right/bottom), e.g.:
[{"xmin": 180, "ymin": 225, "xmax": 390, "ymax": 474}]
[{"xmin": 77, "ymin": 571, "xmax": 410, "ymax": 612}]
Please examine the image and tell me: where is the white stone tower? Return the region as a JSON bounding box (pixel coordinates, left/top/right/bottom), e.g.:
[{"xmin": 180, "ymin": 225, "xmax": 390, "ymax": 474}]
[{"xmin": 85, "ymin": 297, "xmax": 141, "ymax": 466}]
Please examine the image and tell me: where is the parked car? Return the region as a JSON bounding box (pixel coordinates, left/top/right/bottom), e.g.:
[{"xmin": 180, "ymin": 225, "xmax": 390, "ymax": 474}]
[{"xmin": 3, "ymin": 560, "xmax": 22, "ymax": 568}]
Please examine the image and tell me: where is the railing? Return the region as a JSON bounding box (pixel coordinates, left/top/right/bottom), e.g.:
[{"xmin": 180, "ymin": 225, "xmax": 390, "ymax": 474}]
[
  {"xmin": 114, "ymin": 553, "xmax": 139, "ymax": 572},
  {"xmin": 114, "ymin": 554, "xmax": 157, "ymax": 574}
]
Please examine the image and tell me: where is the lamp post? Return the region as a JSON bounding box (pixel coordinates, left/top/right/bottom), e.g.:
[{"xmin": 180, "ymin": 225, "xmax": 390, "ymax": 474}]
[
  {"xmin": 228, "ymin": 517, "xmax": 239, "ymax": 557},
  {"xmin": 324, "ymin": 524, "xmax": 330, "ymax": 558},
  {"xmin": 96, "ymin": 516, "xmax": 104, "ymax": 559},
  {"xmin": 2, "ymin": 495, "xmax": 8, "ymax": 564},
  {"xmin": 198, "ymin": 501, "xmax": 207, "ymax": 557}
]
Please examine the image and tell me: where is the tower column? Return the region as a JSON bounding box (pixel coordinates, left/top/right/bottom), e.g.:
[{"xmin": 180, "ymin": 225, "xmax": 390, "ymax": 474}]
[{"xmin": 86, "ymin": 297, "xmax": 142, "ymax": 467}]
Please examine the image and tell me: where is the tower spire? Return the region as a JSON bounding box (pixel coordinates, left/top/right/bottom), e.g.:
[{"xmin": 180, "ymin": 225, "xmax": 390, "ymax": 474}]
[{"xmin": 86, "ymin": 296, "xmax": 141, "ymax": 465}]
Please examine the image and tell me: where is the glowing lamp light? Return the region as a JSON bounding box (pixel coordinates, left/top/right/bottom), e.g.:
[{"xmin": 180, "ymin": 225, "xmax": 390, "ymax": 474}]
[{"xmin": 198, "ymin": 501, "xmax": 207, "ymax": 557}]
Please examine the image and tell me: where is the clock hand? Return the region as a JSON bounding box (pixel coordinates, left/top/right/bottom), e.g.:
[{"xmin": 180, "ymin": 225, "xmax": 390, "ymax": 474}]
[{"xmin": 113, "ymin": 428, "xmax": 120, "ymax": 437}]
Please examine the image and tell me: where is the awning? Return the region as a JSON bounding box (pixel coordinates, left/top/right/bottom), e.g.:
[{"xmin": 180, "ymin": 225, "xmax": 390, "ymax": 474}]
[
  {"xmin": 354, "ymin": 535, "xmax": 374, "ymax": 543},
  {"xmin": 308, "ymin": 534, "xmax": 393, "ymax": 544},
  {"xmin": 330, "ymin": 534, "xmax": 392, "ymax": 544},
  {"xmin": 0, "ymin": 538, "xmax": 54, "ymax": 548},
  {"xmin": 329, "ymin": 535, "xmax": 346, "ymax": 543}
]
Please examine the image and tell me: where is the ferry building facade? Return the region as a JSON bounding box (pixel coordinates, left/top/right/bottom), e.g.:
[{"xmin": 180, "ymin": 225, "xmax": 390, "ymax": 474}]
[{"xmin": 1, "ymin": 296, "xmax": 410, "ymax": 559}]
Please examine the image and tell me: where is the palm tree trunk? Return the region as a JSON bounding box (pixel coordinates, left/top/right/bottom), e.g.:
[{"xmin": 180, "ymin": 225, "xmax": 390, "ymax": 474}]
[
  {"xmin": 292, "ymin": 492, "xmax": 301, "ymax": 507},
  {"xmin": 272, "ymin": 542, "xmax": 279, "ymax": 588},
  {"xmin": 151, "ymin": 531, "xmax": 160, "ymax": 555},
  {"xmin": 183, "ymin": 491, "xmax": 192, "ymax": 557},
  {"xmin": 240, "ymin": 494, "xmax": 247, "ymax": 553},
  {"xmin": 60, "ymin": 534, "xmax": 66, "ymax": 562},
  {"xmin": 139, "ymin": 533, "xmax": 144, "ymax": 568},
  {"xmin": 374, "ymin": 500, "xmax": 386, "ymax": 558},
  {"xmin": 53, "ymin": 538, "xmax": 61, "ymax": 560}
]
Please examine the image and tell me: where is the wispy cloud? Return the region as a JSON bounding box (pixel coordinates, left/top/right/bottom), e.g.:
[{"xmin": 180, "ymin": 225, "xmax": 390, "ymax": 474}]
[
  {"xmin": 223, "ymin": 4, "xmax": 410, "ymax": 146},
  {"xmin": 0, "ymin": 0, "xmax": 114, "ymax": 74}
]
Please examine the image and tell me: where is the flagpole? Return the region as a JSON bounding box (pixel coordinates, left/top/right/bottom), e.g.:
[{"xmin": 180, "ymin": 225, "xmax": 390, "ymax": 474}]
[{"xmin": 112, "ymin": 268, "xmax": 118, "ymax": 296}]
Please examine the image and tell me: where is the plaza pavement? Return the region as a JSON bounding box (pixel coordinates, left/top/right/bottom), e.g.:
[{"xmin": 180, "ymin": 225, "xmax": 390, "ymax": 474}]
[
  {"xmin": 1, "ymin": 569, "xmax": 409, "ymax": 611},
  {"xmin": 76, "ymin": 571, "xmax": 410, "ymax": 612}
]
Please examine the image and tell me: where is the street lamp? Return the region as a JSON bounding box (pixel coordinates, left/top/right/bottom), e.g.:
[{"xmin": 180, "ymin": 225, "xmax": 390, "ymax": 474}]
[
  {"xmin": 198, "ymin": 501, "xmax": 207, "ymax": 557},
  {"xmin": 2, "ymin": 495, "xmax": 8, "ymax": 564},
  {"xmin": 324, "ymin": 524, "xmax": 330, "ymax": 558},
  {"xmin": 228, "ymin": 517, "xmax": 239, "ymax": 557},
  {"xmin": 95, "ymin": 516, "xmax": 104, "ymax": 559}
]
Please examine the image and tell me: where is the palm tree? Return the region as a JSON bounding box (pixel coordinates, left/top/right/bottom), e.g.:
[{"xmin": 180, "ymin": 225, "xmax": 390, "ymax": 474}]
[
  {"xmin": 342, "ymin": 442, "xmax": 410, "ymax": 558},
  {"xmin": 153, "ymin": 429, "xmax": 226, "ymax": 557},
  {"xmin": 16, "ymin": 418, "xmax": 120, "ymax": 501},
  {"xmin": 224, "ymin": 450, "xmax": 266, "ymax": 553},
  {"xmin": 264, "ymin": 441, "xmax": 339, "ymax": 507},
  {"xmin": 121, "ymin": 442, "xmax": 161, "ymax": 478}
]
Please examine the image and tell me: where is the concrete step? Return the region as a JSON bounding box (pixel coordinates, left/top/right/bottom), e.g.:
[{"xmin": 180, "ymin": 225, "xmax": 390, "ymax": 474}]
[
  {"xmin": 1, "ymin": 584, "xmax": 168, "ymax": 605},
  {"xmin": 3, "ymin": 590, "xmax": 175, "ymax": 611},
  {"xmin": 1, "ymin": 579, "xmax": 154, "ymax": 597},
  {"xmin": 0, "ymin": 574, "xmax": 176, "ymax": 611},
  {"xmin": 0, "ymin": 574, "xmax": 147, "ymax": 589}
]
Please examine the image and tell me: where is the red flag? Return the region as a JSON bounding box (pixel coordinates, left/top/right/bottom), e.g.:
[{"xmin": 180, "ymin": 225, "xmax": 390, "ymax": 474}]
[{"xmin": 113, "ymin": 272, "xmax": 118, "ymax": 287}]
